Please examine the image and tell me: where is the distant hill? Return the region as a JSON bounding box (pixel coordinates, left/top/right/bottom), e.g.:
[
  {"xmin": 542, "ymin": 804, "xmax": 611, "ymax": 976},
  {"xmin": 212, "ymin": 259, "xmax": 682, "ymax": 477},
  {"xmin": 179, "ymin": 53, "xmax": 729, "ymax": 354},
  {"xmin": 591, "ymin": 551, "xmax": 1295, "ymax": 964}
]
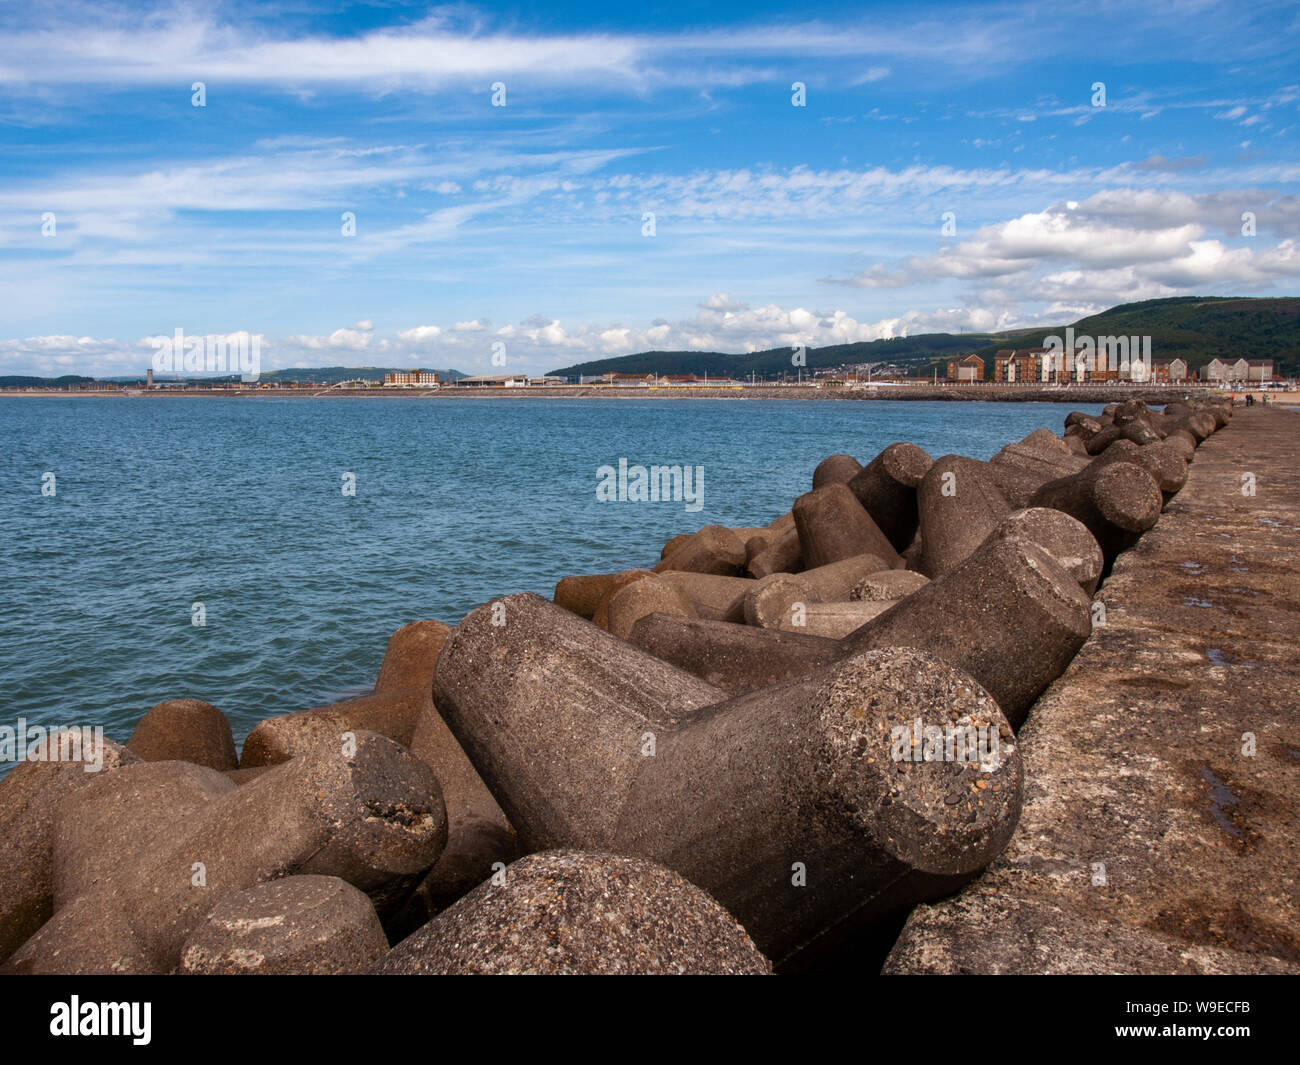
[
  {"xmin": 0, "ymin": 374, "xmax": 96, "ymax": 388},
  {"xmin": 94, "ymin": 366, "xmax": 469, "ymax": 385},
  {"xmin": 547, "ymin": 333, "xmax": 993, "ymax": 379},
  {"xmin": 258, "ymin": 366, "xmax": 467, "ymax": 384},
  {"xmin": 549, "ymin": 296, "xmax": 1300, "ymax": 380}
]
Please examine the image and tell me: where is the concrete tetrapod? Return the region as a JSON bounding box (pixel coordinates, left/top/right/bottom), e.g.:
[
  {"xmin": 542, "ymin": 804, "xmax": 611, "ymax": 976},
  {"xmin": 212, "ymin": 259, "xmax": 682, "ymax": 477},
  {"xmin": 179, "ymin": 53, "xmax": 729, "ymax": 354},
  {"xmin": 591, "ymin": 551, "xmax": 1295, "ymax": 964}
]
[
  {"xmin": 1090, "ymin": 438, "xmax": 1188, "ymax": 506},
  {"xmin": 1029, "ymin": 459, "xmax": 1164, "ymax": 566},
  {"xmin": 3, "ymin": 732, "xmax": 447, "ymax": 973},
  {"xmin": 793, "ymin": 483, "xmax": 903, "ymax": 570},
  {"xmin": 811, "ymin": 453, "xmax": 863, "ymax": 489},
  {"xmin": 0, "ymin": 733, "xmax": 139, "ymax": 964},
  {"xmin": 127, "ymin": 699, "xmax": 237, "ymax": 772},
  {"xmin": 375, "ymin": 851, "xmax": 771, "ymax": 975},
  {"xmin": 433, "ymin": 593, "xmax": 1023, "ymax": 969},
  {"xmin": 747, "ymin": 526, "xmax": 802, "ymax": 578},
  {"xmin": 980, "ymin": 507, "xmax": 1104, "ymax": 596},
  {"xmin": 653, "ymin": 525, "xmax": 747, "ymax": 577},
  {"xmin": 628, "ymin": 613, "xmax": 843, "ymax": 693},
  {"xmin": 179, "ymin": 875, "xmax": 388, "ymax": 975},
  {"xmin": 916, "ymin": 456, "xmax": 1012, "ymax": 578},
  {"xmin": 847, "ymin": 442, "xmax": 933, "ymax": 553},
  {"xmin": 844, "ymin": 536, "xmax": 1093, "ymax": 729}
]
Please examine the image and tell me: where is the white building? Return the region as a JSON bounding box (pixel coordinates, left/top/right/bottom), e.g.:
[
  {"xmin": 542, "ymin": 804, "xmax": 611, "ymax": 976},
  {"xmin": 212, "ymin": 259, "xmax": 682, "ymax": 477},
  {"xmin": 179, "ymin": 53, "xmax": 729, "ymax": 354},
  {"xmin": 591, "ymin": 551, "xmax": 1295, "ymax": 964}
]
[{"xmin": 383, "ymin": 370, "xmax": 439, "ymax": 387}]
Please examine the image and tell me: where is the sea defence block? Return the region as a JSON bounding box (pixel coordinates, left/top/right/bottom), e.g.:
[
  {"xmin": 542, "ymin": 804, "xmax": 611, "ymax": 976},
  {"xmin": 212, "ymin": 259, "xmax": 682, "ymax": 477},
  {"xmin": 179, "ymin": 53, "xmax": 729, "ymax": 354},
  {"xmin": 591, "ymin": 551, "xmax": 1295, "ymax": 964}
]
[
  {"xmin": 53, "ymin": 760, "xmax": 235, "ymax": 909},
  {"xmin": 766, "ymin": 510, "xmax": 796, "ymax": 535},
  {"xmin": 659, "ymin": 571, "xmax": 752, "ymax": 623},
  {"xmin": 391, "ymin": 704, "xmax": 518, "ymax": 934},
  {"xmin": 660, "ymin": 533, "xmax": 692, "ymax": 559},
  {"xmin": 774, "ymin": 600, "xmax": 896, "ymax": 638},
  {"xmin": 3, "ymin": 732, "xmax": 447, "ymax": 974},
  {"xmin": 917, "ymin": 456, "xmax": 1013, "ymax": 578},
  {"xmin": 0, "ymin": 733, "xmax": 138, "ymax": 965},
  {"xmin": 127, "ymin": 699, "xmax": 237, "ymax": 772},
  {"xmin": 591, "ymin": 569, "xmax": 655, "ymax": 630},
  {"xmin": 747, "ymin": 526, "xmax": 802, "ymax": 578},
  {"xmin": 375, "ymin": 851, "xmax": 771, "ymax": 975},
  {"xmin": 788, "ymin": 552, "xmax": 893, "ymax": 601},
  {"xmin": 793, "ymin": 483, "xmax": 903, "ymax": 570},
  {"xmin": 845, "ymin": 537, "xmax": 1093, "ymax": 729},
  {"xmin": 238, "ymin": 688, "xmax": 428, "ymax": 768},
  {"xmin": 629, "ymin": 613, "xmax": 842, "ymax": 692},
  {"xmin": 851, "ymin": 569, "xmax": 931, "ymax": 601},
  {"xmin": 374, "ymin": 619, "xmax": 451, "ymax": 693},
  {"xmin": 434, "ymin": 600, "xmax": 1022, "ymax": 969},
  {"xmin": 811, "ymin": 453, "xmax": 863, "ymax": 489},
  {"xmin": 744, "ymin": 574, "xmax": 821, "ymax": 629},
  {"xmin": 1029, "ymin": 459, "xmax": 1164, "ymax": 565},
  {"xmin": 744, "ymin": 554, "xmax": 889, "ymax": 628},
  {"xmin": 606, "ymin": 573, "xmax": 699, "ymax": 639},
  {"xmin": 555, "ymin": 572, "xmax": 621, "ymax": 617},
  {"xmin": 987, "ymin": 432, "xmax": 1090, "ymax": 506},
  {"xmin": 1086, "ymin": 420, "xmax": 1161, "ymax": 455},
  {"xmin": 1091, "ymin": 439, "xmax": 1188, "ymax": 505},
  {"xmin": 991, "ymin": 429, "xmax": 1088, "ymax": 475},
  {"xmin": 981, "ymin": 508, "xmax": 1104, "ymax": 596},
  {"xmin": 431, "ymin": 594, "xmax": 725, "ymax": 848},
  {"xmin": 1161, "ymin": 429, "xmax": 1197, "ymax": 463},
  {"xmin": 179, "ymin": 876, "xmax": 388, "ymax": 975},
  {"xmin": 654, "ymin": 525, "xmax": 747, "ymax": 577},
  {"xmin": 847, "ymin": 442, "xmax": 932, "ymax": 553}
]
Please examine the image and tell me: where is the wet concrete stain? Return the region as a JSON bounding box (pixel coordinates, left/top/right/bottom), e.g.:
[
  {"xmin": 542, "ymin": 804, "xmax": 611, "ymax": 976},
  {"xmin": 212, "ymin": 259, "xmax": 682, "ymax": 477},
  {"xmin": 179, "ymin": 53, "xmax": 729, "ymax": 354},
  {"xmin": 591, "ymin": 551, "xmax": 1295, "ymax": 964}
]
[{"xmin": 1200, "ymin": 767, "xmax": 1244, "ymax": 839}]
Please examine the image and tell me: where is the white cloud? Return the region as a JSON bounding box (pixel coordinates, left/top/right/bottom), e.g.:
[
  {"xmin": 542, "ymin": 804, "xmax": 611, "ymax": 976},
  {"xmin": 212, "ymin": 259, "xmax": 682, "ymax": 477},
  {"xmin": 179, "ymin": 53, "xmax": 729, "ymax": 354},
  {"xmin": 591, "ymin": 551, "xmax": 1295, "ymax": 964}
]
[
  {"xmin": 396, "ymin": 325, "xmax": 442, "ymax": 344},
  {"xmin": 832, "ymin": 189, "xmax": 1300, "ymax": 304}
]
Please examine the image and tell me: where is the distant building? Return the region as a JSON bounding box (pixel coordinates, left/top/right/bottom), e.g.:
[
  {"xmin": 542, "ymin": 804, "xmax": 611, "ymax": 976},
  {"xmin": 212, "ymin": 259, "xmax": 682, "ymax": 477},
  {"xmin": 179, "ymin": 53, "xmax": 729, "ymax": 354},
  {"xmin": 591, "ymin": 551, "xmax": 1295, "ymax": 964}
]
[
  {"xmin": 1245, "ymin": 359, "xmax": 1274, "ymax": 382},
  {"xmin": 604, "ymin": 372, "xmax": 657, "ymax": 385},
  {"xmin": 993, "ymin": 349, "xmax": 1044, "ymax": 383},
  {"xmin": 1199, "ymin": 358, "xmax": 1230, "ymax": 382},
  {"xmin": 946, "ymin": 354, "xmax": 984, "ymax": 382},
  {"xmin": 456, "ymin": 374, "xmax": 530, "ymax": 387},
  {"xmin": 1151, "ymin": 358, "xmax": 1188, "ymax": 383},
  {"xmin": 146, "ymin": 368, "xmax": 154, "ymax": 389},
  {"xmin": 384, "ymin": 370, "xmax": 439, "ymax": 387}
]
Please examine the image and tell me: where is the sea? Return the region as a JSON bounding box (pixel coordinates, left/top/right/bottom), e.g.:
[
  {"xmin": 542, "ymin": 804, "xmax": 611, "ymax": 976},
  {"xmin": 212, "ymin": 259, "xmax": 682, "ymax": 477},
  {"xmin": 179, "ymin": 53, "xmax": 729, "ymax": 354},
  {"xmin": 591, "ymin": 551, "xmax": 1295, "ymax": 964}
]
[{"xmin": 0, "ymin": 396, "xmax": 1104, "ymax": 764}]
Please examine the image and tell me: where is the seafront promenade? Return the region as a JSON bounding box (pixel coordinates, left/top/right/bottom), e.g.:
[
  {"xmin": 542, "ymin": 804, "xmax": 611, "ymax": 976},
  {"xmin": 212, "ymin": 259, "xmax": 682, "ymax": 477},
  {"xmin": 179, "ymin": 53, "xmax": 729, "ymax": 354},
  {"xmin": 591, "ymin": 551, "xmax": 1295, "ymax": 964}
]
[{"xmin": 886, "ymin": 407, "xmax": 1300, "ymax": 973}]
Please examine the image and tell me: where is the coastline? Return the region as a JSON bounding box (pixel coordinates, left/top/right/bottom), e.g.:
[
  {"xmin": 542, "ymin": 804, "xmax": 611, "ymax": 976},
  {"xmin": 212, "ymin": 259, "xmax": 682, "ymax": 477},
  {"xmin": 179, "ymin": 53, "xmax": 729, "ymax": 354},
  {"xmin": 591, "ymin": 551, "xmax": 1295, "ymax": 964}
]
[{"xmin": 1, "ymin": 383, "xmax": 1266, "ymax": 404}]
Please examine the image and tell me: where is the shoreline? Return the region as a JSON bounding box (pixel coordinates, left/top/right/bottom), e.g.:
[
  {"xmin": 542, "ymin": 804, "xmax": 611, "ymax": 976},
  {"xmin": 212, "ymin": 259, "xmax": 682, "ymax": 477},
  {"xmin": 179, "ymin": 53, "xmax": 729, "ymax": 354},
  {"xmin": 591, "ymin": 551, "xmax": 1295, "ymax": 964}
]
[{"xmin": 1, "ymin": 383, "xmax": 1268, "ymax": 404}]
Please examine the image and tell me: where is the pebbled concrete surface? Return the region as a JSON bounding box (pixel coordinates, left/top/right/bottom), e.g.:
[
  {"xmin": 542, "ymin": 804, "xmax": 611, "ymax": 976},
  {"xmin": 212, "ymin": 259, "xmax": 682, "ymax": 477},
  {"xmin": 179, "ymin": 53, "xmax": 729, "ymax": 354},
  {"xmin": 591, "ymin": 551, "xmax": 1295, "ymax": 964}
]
[{"xmin": 884, "ymin": 407, "xmax": 1300, "ymax": 974}]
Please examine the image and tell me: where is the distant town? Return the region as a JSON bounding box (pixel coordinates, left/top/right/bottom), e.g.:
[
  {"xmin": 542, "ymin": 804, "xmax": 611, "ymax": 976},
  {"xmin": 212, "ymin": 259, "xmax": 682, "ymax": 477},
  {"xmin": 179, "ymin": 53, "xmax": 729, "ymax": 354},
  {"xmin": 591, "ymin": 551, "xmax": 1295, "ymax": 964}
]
[{"xmin": 0, "ymin": 349, "xmax": 1291, "ymax": 395}]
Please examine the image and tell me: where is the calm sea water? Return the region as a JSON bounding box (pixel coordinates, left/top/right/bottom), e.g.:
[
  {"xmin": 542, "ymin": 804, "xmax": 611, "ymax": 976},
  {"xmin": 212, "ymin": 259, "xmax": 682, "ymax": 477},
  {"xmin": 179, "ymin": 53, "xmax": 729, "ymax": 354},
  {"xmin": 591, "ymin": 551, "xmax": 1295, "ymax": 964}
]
[{"xmin": 0, "ymin": 396, "xmax": 1103, "ymax": 762}]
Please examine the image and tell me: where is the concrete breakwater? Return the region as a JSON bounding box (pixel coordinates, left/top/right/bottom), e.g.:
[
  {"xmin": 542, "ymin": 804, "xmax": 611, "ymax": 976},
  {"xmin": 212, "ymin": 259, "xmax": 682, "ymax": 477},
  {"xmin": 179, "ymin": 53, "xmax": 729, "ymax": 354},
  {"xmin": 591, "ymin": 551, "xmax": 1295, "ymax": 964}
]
[{"xmin": 0, "ymin": 396, "xmax": 1262, "ymax": 974}]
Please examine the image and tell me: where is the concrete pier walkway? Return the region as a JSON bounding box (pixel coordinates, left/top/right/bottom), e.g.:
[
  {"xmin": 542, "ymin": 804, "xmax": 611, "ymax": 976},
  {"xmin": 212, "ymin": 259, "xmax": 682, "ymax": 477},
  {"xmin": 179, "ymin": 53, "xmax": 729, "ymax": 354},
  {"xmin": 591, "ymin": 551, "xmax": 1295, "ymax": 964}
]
[{"xmin": 885, "ymin": 407, "xmax": 1300, "ymax": 974}]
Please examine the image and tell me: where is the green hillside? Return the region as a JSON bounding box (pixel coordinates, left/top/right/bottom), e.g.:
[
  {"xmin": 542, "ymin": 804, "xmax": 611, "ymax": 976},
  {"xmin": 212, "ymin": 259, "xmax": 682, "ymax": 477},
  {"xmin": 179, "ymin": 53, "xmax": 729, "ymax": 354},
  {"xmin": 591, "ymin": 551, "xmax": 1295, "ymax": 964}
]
[
  {"xmin": 0, "ymin": 374, "xmax": 96, "ymax": 388},
  {"xmin": 547, "ymin": 333, "xmax": 993, "ymax": 379},
  {"xmin": 258, "ymin": 366, "xmax": 466, "ymax": 384},
  {"xmin": 551, "ymin": 296, "xmax": 1300, "ymax": 380}
]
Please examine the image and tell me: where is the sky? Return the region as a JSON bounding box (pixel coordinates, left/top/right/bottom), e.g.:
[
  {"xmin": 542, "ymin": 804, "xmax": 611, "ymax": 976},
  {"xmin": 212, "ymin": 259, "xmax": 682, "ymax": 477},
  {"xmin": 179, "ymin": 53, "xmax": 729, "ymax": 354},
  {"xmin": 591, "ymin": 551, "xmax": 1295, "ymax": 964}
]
[{"xmin": 1, "ymin": 0, "xmax": 1298, "ymax": 378}]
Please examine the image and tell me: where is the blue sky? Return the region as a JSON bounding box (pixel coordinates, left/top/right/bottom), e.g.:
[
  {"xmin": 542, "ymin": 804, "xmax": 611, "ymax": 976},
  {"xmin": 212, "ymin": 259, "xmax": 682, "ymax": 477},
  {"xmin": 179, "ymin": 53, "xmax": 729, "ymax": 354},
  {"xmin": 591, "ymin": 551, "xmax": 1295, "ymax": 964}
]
[{"xmin": 1, "ymin": 0, "xmax": 1297, "ymax": 377}]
